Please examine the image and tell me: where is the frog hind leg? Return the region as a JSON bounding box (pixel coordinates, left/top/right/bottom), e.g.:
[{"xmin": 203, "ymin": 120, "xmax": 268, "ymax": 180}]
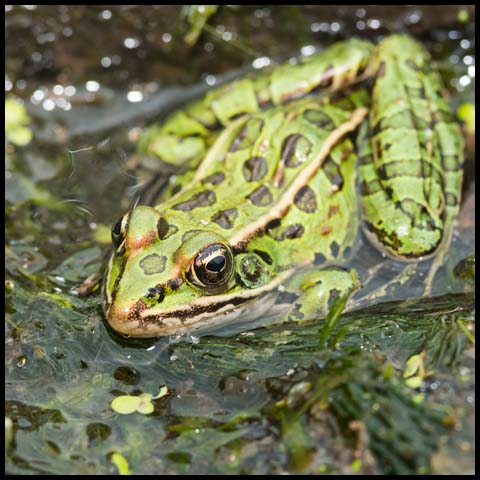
[
  {"xmin": 359, "ymin": 35, "xmax": 464, "ymax": 293},
  {"xmin": 139, "ymin": 38, "xmax": 376, "ymax": 170}
]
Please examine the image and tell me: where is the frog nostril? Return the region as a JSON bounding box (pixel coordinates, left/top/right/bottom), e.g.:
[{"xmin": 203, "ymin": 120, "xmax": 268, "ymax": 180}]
[{"xmin": 146, "ymin": 285, "xmax": 165, "ymax": 303}]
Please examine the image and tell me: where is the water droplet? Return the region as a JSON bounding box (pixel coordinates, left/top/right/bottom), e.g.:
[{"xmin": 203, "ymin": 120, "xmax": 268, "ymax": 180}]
[
  {"xmin": 330, "ymin": 22, "xmax": 341, "ymax": 32},
  {"xmin": 123, "ymin": 37, "xmax": 140, "ymax": 49},
  {"xmin": 252, "ymin": 56, "xmax": 271, "ymax": 69},
  {"xmin": 301, "ymin": 45, "xmax": 316, "ymax": 57},
  {"xmin": 101, "ymin": 57, "xmax": 112, "ymax": 68},
  {"xmin": 367, "ymin": 18, "xmax": 380, "ymax": 29},
  {"xmin": 127, "ymin": 91, "xmax": 143, "ymax": 103},
  {"xmin": 101, "ymin": 9, "xmax": 112, "ymax": 20},
  {"xmin": 356, "ymin": 20, "xmax": 366, "ymax": 30},
  {"xmin": 42, "ymin": 98, "xmax": 55, "ymax": 111},
  {"xmin": 86, "ymin": 80, "xmax": 100, "ymax": 92},
  {"xmin": 53, "ymin": 84, "xmax": 64, "ymax": 95},
  {"xmin": 204, "ymin": 74, "xmax": 216, "ymax": 86}
]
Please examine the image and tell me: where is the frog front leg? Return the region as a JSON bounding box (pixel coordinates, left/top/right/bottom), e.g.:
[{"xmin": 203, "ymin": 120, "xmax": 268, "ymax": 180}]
[{"xmin": 283, "ymin": 267, "xmax": 361, "ymax": 322}]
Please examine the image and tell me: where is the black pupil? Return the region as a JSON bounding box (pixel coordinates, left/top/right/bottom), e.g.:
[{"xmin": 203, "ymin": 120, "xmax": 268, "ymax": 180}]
[
  {"xmin": 112, "ymin": 217, "xmax": 123, "ymax": 236},
  {"xmin": 206, "ymin": 255, "xmax": 225, "ymax": 273}
]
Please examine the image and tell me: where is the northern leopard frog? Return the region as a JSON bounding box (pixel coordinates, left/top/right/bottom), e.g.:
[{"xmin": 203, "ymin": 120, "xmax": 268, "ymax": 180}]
[{"xmin": 102, "ymin": 35, "xmax": 464, "ymax": 337}]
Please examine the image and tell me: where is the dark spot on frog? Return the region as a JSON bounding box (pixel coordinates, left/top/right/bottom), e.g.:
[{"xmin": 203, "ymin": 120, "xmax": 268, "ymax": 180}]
[
  {"xmin": 276, "ymin": 291, "xmax": 299, "ymax": 304},
  {"xmin": 253, "ymin": 249, "xmax": 273, "ymax": 265},
  {"xmin": 140, "ymin": 254, "xmax": 167, "ymax": 275},
  {"xmin": 211, "ymin": 208, "xmax": 238, "ymax": 229},
  {"xmin": 229, "ymin": 117, "xmax": 264, "ymax": 152},
  {"xmin": 327, "ymin": 288, "xmax": 341, "ymax": 310},
  {"xmin": 330, "ymin": 241, "xmax": 340, "ymax": 257},
  {"xmin": 172, "ymin": 190, "xmax": 216, "ymax": 211},
  {"xmin": 157, "ymin": 216, "xmax": 170, "ymax": 240},
  {"xmin": 267, "ymin": 222, "xmax": 304, "ymax": 241},
  {"xmin": 303, "ymin": 109, "xmax": 334, "ymax": 130},
  {"xmin": 181, "ymin": 229, "xmax": 203, "ymax": 243},
  {"xmin": 323, "ymin": 156, "xmax": 344, "ymax": 190},
  {"xmin": 202, "ymin": 171, "xmax": 225, "ymax": 185},
  {"xmin": 294, "ymin": 185, "xmax": 317, "ymax": 213},
  {"xmin": 247, "ymin": 185, "xmax": 273, "ymax": 207},
  {"xmin": 280, "ymin": 133, "xmax": 312, "ymax": 168},
  {"xmin": 265, "ymin": 218, "xmax": 281, "ymax": 232},
  {"xmin": 242, "ymin": 156, "xmax": 268, "ymax": 182},
  {"xmin": 314, "ymin": 253, "xmax": 327, "ymax": 266}
]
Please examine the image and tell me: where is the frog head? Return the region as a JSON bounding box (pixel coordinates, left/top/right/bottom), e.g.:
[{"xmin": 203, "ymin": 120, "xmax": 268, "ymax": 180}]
[{"xmin": 102, "ymin": 205, "xmax": 276, "ymax": 337}]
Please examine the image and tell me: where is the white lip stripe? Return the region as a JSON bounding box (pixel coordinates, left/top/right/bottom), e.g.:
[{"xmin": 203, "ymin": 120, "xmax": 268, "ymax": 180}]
[{"xmin": 140, "ymin": 267, "xmax": 295, "ymax": 320}]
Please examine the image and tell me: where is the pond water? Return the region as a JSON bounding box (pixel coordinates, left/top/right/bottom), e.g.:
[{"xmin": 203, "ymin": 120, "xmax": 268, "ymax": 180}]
[{"xmin": 5, "ymin": 5, "xmax": 475, "ymax": 475}]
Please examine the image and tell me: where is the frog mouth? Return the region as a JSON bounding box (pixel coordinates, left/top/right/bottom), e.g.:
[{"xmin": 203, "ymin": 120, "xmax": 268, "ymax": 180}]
[{"xmin": 106, "ymin": 268, "xmax": 294, "ymax": 337}]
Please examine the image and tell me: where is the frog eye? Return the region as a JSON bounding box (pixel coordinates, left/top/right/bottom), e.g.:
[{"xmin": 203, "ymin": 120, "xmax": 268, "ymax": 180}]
[
  {"xmin": 188, "ymin": 243, "xmax": 234, "ymax": 292},
  {"xmin": 111, "ymin": 215, "xmax": 126, "ymax": 248}
]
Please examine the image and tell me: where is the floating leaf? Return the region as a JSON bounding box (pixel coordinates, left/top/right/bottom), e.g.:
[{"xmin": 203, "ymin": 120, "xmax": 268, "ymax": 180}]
[
  {"xmin": 111, "ymin": 392, "xmax": 156, "ymax": 415},
  {"xmin": 137, "ymin": 401, "xmax": 154, "ymax": 415},
  {"xmin": 111, "ymin": 395, "xmax": 141, "ymax": 415},
  {"xmin": 111, "ymin": 452, "xmax": 132, "ymax": 475},
  {"xmin": 405, "ymin": 376, "xmax": 423, "ymax": 389},
  {"xmin": 403, "ymin": 354, "xmax": 422, "ymax": 378},
  {"xmin": 152, "ymin": 385, "xmax": 169, "ymax": 399}
]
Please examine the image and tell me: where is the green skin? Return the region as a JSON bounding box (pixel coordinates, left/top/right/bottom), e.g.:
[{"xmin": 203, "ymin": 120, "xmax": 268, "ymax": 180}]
[{"xmin": 103, "ymin": 35, "xmax": 464, "ymax": 338}]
